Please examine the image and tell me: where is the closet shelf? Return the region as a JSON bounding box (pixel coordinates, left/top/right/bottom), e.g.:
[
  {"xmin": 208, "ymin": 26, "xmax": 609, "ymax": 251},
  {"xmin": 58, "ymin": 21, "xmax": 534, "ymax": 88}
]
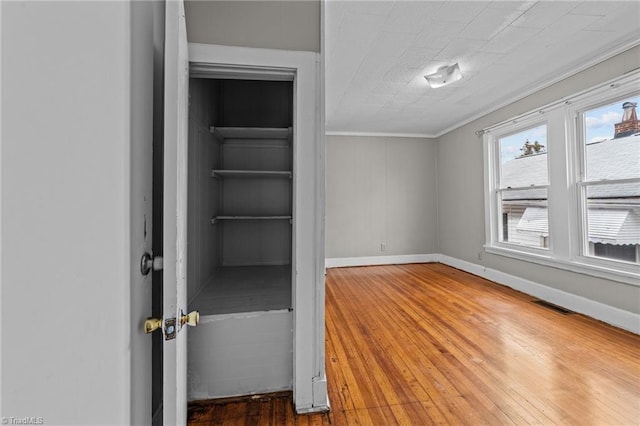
[
  {"xmin": 209, "ymin": 126, "xmax": 292, "ymax": 140},
  {"xmin": 211, "ymin": 170, "xmax": 292, "ymax": 179},
  {"xmin": 211, "ymin": 215, "xmax": 293, "ymax": 225}
]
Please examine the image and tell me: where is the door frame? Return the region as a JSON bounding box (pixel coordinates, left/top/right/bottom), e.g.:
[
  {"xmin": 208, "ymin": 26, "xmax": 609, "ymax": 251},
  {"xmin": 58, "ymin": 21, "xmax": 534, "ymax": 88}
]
[{"xmin": 189, "ymin": 43, "xmax": 328, "ymax": 413}]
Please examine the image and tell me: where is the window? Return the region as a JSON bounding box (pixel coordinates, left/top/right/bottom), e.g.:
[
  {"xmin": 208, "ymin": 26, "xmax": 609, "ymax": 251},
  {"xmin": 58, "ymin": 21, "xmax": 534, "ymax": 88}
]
[
  {"xmin": 497, "ymin": 124, "xmax": 549, "ymax": 249},
  {"xmin": 483, "ymin": 72, "xmax": 639, "ymax": 284},
  {"xmin": 577, "ymin": 95, "xmax": 640, "ymax": 265}
]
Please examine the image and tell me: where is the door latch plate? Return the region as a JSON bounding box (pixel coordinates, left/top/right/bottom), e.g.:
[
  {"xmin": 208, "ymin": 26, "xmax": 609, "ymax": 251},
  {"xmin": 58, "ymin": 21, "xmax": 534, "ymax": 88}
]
[{"xmin": 164, "ymin": 318, "xmax": 177, "ymax": 340}]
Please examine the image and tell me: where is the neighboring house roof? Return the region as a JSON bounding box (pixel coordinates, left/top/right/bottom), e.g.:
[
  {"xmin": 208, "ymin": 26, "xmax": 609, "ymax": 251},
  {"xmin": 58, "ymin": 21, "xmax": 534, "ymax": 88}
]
[
  {"xmin": 501, "ymin": 150, "xmax": 547, "ymax": 190},
  {"xmin": 500, "ymin": 144, "xmax": 548, "ymax": 201},
  {"xmin": 501, "ymin": 134, "xmax": 640, "ymax": 245},
  {"xmin": 588, "ymin": 209, "xmax": 640, "ymax": 245},
  {"xmin": 516, "ymin": 206, "xmax": 548, "ymax": 234},
  {"xmin": 514, "ymin": 206, "xmax": 640, "ymax": 245},
  {"xmin": 585, "ymin": 134, "xmax": 639, "ymax": 181},
  {"xmin": 501, "ymin": 134, "xmax": 639, "ymax": 200},
  {"xmin": 585, "ymin": 135, "xmax": 640, "ymax": 199}
]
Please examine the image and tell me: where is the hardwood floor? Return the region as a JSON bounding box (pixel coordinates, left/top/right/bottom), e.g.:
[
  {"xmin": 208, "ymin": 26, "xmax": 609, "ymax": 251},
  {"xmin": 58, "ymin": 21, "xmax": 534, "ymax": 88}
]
[{"xmin": 188, "ymin": 263, "xmax": 640, "ymax": 425}]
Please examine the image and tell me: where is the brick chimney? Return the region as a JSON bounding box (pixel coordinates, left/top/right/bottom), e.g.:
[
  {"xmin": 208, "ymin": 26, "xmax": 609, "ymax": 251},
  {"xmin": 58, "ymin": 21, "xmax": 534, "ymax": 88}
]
[{"xmin": 614, "ymin": 101, "xmax": 640, "ymax": 138}]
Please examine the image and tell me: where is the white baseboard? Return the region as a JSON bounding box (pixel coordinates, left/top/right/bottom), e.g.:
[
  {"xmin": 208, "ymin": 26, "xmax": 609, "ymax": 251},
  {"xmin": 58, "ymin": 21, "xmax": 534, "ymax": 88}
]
[
  {"xmin": 437, "ymin": 254, "xmax": 640, "ymax": 334},
  {"xmin": 325, "ymin": 253, "xmax": 639, "ymax": 334},
  {"xmin": 325, "ymin": 254, "xmax": 438, "ymax": 268}
]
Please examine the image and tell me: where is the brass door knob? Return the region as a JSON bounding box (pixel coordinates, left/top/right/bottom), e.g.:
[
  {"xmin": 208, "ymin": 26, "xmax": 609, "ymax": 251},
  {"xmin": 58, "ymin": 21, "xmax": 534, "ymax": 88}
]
[
  {"xmin": 181, "ymin": 310, "xmax": 200, "ymax": 327},
  {"xmin": 144, "ymin": 318, "xmax": 162, "ymax": 334}
]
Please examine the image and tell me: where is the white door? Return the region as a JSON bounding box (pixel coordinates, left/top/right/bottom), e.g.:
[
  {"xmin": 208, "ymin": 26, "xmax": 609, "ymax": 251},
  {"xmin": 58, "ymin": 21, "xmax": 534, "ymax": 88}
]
[{"xmin": 163, "ymin": 0, "xmax": 190, "ymax": 424}]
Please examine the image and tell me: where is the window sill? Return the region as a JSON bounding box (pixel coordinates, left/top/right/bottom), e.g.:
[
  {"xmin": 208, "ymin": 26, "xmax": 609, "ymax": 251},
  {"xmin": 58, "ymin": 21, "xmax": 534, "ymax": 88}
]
[{"xmin": 484, "ymin": 244, "xmax": 640, "ymax": 287}]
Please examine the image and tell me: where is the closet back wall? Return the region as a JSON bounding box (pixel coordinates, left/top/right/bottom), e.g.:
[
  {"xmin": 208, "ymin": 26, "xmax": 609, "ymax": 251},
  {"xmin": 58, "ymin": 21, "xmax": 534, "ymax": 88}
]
[{"xmin": 325, "ymin": 135, "xmax": 438, "ymax": 259}]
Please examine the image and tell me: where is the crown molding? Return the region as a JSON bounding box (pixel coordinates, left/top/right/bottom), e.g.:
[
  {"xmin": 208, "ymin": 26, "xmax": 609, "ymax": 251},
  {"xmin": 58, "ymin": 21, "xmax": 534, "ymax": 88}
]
[
  {"xmin": 433, "ymin": 36, "xmax": 640, "ymax": 138},
  {"xmin": 326, "ymin": 37, "xmax": 640, "ymax": 140},
  {"xmin": 325, "ymin": 131, "xmax": 436, "ymax": 139}
]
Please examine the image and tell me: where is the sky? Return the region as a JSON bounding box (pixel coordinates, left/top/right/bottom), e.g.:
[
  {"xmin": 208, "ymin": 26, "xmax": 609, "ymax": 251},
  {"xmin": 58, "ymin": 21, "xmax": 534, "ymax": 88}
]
[
  {"xmin": 500, "ymin": 124, "xmax": 547, "ymax": 163},
  {"xmin": 499, "ymin": 96, "xmax": 640, "ymax": 163},
  {"xmin": 584, "ymin": 95, "xmax": 640, "ymax": 144}
]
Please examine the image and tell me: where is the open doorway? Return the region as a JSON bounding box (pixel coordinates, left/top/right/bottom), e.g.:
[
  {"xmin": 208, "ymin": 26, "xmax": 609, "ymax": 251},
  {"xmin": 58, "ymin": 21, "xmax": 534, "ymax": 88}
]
[{"xmin": 185, "ymin": 76, "xmax": 296, "ymax": 399}]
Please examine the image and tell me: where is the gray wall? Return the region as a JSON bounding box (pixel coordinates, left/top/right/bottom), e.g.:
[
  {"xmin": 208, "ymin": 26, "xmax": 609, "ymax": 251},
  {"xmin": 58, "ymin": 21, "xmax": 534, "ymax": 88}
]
[
  {"xmin": 437, "ymin": 45, "xmax": 640, "ymax": 314},
  {"xmin": 184, "ymin": 0, "xmax": 320, "ymax": 52},
  {"xmin": 187, "ymin": 79, "xmax": 220, "ymax": 303},
  {"xmin": 326, "ymin": 135, "xmax": 438, "ymax": 258}
]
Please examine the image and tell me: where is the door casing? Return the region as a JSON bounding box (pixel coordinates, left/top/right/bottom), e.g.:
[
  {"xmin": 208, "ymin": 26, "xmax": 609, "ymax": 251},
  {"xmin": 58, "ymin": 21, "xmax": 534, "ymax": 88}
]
[{"xmin": 188, "ymin": 42, "xmax": 328, "ymax": 413}]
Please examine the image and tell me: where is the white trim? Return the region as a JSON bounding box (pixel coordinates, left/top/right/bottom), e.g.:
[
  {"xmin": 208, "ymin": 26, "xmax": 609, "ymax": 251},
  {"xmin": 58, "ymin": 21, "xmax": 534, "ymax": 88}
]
[
  {"xmin": 163, "ymin": 2, "xmax": 189, "ymax": 423},
  {"xmin": 442, "ymin": 37, "xmax": 640, "ymax": 138},
  {"xmin": 326, "ymin": 40, "xmax": 639, "ymax": 139},
  {"xmin": 325, "ymin": 254, "xmax": 639, "ymax": 334},
  {"xmin": 0, "ymin": 1, "xmax": 4, "ymax": 417},
  {"xmin": 482, "ymin": 73, "xmax": 640, "ymax": 286},
  {"xmin": 484, "ymin": 237, "xmax": 640, "ymax": 287},
  {"xmin": 309, "ymin": 0, "xmax": 330, "ymax": 413},
  {"xmin": 326, "ymin": 131, "xmax": 436, "ymax": 139},
  {"xmin": 325, "ymin": 254, "xmax": 439, "ymax": 268},
  {"xmin": 480, "ymin": 68, "xmax": 640, "ymax": 135},
  {"xmin": 437, "ymin": 255, "xmax": 640, "ymax": 335},
  {"xmin": 190, "ymin": 43, "xmax": 318, "ymax": 71},
  {"xmin": 566, "ymin": 82, "xmax": 640, "ymax": 268},
  {"xmin": 188, "ymin": 42, "xmax": 327, "ymax": 414}
]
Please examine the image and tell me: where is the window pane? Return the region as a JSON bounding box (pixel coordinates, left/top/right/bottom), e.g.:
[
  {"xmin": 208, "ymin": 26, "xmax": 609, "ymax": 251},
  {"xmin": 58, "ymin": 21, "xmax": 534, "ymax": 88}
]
[
  {"xmin": 583, "ymin": 96, "xmax": 640, "ymax": 181},
  {"xmin": 499, "ymin": 124, "xmax": 548, "ymax": 188},
  {"xmin": 500, "ymin": 188, "xmax": 549, "ymax": 249},
  {"xmin": 584, "ymin": 183, "xmax": 640, "ymax": 264}
]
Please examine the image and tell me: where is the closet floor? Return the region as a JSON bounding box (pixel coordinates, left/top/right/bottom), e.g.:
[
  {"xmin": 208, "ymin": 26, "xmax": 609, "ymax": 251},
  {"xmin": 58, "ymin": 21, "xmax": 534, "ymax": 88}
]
[{"xmin": 190, "ymin": 265, "xmax": 292, "ymax": 315}]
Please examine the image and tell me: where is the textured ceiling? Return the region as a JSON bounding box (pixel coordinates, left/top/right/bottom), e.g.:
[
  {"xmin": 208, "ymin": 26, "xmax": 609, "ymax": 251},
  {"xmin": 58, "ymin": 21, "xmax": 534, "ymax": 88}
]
[{"xmin": 325, "ymin": 1, "xmax": 640, "ymax": 137}]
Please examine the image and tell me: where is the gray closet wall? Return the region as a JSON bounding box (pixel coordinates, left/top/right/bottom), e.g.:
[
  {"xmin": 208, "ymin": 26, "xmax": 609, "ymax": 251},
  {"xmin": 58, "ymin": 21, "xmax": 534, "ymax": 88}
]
[{"xmin": 187, "ymin": 78, "xmax": 294, "ymax": 314}]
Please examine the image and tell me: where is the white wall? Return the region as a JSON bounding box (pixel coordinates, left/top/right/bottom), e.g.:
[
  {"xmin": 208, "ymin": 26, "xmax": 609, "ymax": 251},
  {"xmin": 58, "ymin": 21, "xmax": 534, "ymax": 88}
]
[
  {"xmin": 1, "ymin": 1, "xmax": 154, "ymax": 424},
  {"xmin": 437, "ymin": 46, "xmax": 640, "ymax": 315},
  {"xmin": 326, "ymin": 135, "xmax": 438, "ymax": 258},
  {"xmin": 184, "ymin": 0, "xmax": 320, "ymax": 52}
]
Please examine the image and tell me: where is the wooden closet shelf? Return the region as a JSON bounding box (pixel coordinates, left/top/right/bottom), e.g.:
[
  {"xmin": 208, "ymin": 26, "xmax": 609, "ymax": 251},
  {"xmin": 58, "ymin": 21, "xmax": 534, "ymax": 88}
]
[
  {"xmin": 211, "ymin": 170, "xmax": 292, "ymax": 179},
  {"xmin": 209, "ymin": 126, "xmax": 292, "ymax": 140},
  {"xmin": 211, "ymin": 216, "xmax": 293, "ymax": 225}
]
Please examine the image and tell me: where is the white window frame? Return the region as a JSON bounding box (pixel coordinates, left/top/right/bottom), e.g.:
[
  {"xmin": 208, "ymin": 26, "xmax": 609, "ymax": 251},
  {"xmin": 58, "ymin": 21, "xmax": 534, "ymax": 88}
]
[
  {"xmin": 566, "ymin": 78, "xmax": 640, "ymax": 276},
  {"xmin": 483, "ymin": 71, "xmax": 640, "ymax": 286},
  {"xmin": 485, "ymin": 117, "xmax": 553, "ymax": 257}
]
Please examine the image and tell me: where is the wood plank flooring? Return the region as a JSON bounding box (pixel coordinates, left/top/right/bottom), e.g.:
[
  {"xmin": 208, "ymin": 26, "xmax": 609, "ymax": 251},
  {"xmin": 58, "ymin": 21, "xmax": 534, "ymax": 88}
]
[{"xmin": 188, "ymin": 263, "xmax": 640, "ymax": 425}]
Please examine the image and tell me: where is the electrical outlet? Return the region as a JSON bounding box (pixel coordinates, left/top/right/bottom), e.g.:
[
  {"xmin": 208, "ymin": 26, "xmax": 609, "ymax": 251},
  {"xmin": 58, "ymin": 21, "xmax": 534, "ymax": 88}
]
[{"xmin": 381, "ymin": 243, "xmax": 387, "ymax": 252}]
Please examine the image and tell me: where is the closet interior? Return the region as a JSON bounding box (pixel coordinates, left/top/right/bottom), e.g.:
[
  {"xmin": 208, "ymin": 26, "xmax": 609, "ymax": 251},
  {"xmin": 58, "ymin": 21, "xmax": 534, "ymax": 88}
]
[{"xmin": 186, "ymin": 77, "xmax": 295, "ymax": 400}]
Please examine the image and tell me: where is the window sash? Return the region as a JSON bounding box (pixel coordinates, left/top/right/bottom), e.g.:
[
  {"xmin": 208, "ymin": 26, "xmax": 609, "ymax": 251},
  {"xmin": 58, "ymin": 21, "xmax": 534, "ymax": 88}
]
[
  {"xmin": 577, "ymin": 180, "xmax": 640, "ymax": 264},
  {"xmin": 579, "ymin": 177, "xmax": 640, "ymax": 187},
  {"xmin": 497, "ymin": 187, "xmax": 549, "ymax": 250},
  {"xmin": 483, "ymin": 70, "xmax": 640, "ymax": 284}
]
